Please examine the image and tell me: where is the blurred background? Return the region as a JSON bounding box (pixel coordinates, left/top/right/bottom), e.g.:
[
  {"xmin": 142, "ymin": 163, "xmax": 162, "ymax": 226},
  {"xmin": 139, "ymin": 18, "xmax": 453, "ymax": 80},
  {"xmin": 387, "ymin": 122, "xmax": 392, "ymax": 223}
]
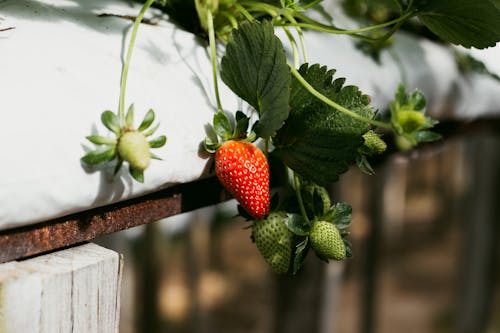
[{"xmin": 95, "ymin": 130, "xmax": 500, "ymax": 333}]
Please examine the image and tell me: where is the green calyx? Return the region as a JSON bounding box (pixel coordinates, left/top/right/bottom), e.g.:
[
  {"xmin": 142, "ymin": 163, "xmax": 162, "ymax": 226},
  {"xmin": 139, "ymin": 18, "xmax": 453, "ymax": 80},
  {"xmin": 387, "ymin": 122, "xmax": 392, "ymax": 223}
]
[
  {"xmin": 390, "ymin": 83, "xmax": 441, "ymax": 150},
  {"xmin": 81, "ymin": 104, "xmax": 167, "ymax": 183},
  {"xmin": 204, "ymin": 110, "xmax": 256, "ymax": 153}
]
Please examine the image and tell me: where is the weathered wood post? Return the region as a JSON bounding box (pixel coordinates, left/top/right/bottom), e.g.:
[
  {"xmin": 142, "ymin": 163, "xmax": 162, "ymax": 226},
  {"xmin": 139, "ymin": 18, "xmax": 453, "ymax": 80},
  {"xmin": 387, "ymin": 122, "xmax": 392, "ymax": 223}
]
[{"xmin": 0, "ymin": 243, "xmax": 123, "ymax": 333}]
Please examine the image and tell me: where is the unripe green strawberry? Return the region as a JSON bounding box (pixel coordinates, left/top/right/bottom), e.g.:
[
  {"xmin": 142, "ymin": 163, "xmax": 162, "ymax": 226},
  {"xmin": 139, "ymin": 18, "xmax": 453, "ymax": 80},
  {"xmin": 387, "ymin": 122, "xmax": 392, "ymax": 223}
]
[
  {"xmin": 397, "ymin": 110, "xmax": 425, "ymax": 133},
  {"xmin": 310, "ymin": 221, "xmax": 346, "ymax": 261},
  {"xmin": 360, "ymin": 130, "xmax": 387, "ymax": 156},
  {"xmin": 215, "ymin": 140, "xmax": 270, "ymax": 219},
  {"xmin": 117, "ymin": 130, "xmax": 151, "ymax": 171},
  {"xmin": 252, "ymin": 211, "xmax": 293, "ymax": 274}
]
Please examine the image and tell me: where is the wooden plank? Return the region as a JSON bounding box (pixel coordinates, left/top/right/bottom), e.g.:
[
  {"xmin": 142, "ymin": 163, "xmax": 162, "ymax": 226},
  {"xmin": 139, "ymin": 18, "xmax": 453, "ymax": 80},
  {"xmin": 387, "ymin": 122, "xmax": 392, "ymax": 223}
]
[
  {"xmin": 0, "ymin": 176, "xmax": 227, "ymax": 263},
  {"xmin": 0, "ymin": 243, "xmax": 123, "ymax": 333}
]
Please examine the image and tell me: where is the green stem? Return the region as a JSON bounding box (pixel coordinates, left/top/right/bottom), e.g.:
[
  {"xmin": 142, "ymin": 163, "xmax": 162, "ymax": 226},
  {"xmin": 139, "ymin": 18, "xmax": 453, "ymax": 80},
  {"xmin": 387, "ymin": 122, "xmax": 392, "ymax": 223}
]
[
  {"xmin": 288, "ymin": 10, "xmax": 415, "ymax": 36},
  {"xmin": 234, "ymin": 2, "xmax": 255, "ymax": 21},
  {"xmin": 280, "ymin": 10, "xmax": 308, "ymax": 63},
  {"xmin": 288, "ymin": 63, "xmax": 392, "ymax": 129},
  {"xmin": 207, "ymin": 8, "xmax": 223, "ymax": 112},
  {"xmin": 283, "ymin": 26, "xmax": 300, "ymax": 67},
  {"xmin": 294, "ymin": 172, "xmax": 310, "ymax": 224},
  {"xmin": 242, "ymin": 1, "xmax": 280, "ymax": 17},
  {"xmin": 263, "ymin": 138, "xmax": 269, "ymax": 157},
  {"xmin": 301, "ymin": 0, "xmax": 322, "ymax": 10},
  {"xmin": 119, "ymin": 0, "xmax": 156, "ymax": 123},
  {"xmin": 219, "ymin": 10, "xmax": 239, "ymax": 29}
]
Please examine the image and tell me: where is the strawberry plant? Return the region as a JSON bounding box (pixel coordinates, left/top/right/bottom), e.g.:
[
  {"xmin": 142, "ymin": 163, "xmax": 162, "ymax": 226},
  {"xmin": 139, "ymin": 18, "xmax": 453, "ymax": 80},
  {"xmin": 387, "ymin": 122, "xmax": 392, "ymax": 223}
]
[
  {"xmin": 84, "ymin": 0, "xmax": 499, "ymax": 273},
  {"xmin": 191, "ymin": 0, "xmax": 499, "ymax": 273},
  {"xmin": 81, "ymin": 0, "xmax": 167, "ymax": 183}
]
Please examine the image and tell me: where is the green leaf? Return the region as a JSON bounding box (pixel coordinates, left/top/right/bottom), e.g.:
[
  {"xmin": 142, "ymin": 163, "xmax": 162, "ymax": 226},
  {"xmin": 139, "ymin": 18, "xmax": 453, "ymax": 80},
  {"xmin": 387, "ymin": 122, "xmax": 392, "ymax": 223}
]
[
  {"xmin": 324, "ymin": 202, "xmax": 352, "ymax": 229},
  {"xmin": 234, "ymin": 111, "xmax": 250, "ymax": 139},
  {"xmin": 410, "ymin": 90, "xmax": 426, "ymax": 112},
  {"xmin": 293, "ymin": 237, "xmax": 309, "ymax": 275},
  {"xmin": 86, "ymin": 135, "xmax": 117, "ymax": 145},
  {"xmin": 414, "ymin": 0, "xmax": 500, "ymax": 49},
  {"xmin": 125, "ymin": 104, "xmax": 135, "ymax": 128},
  {"xmin": 150, "ymin": 153, "xmax": 163, "ymax": 160},
  {"xmin": 454, "ymin": 51, "xmax": 500, "ymax": 83},
  {"xmin": 114, "ymin": 158, "xmax": 123, "ymax": 175},
  {"xmin": 273, "ymin": 63, "xmax": 373, "ymax": 184},
  {"xmin": 81, "ymin": 146, "xmax": 116, "ymax": 165},
  {"xmin": 284, "ymin": 213, "xmax": 310, "ymax": 236},
  {"xmin": 138, "ymin": 109, "xmax": 155, "ymax": 132},
  {"xmin": 143, "ymin": 123, "xmax": 160, "ymax": 137},
  {"xmin": 213, "ymin": 111, "xmax": 233, "ymax": 141},
  {"xmin": 220, "ymin": 20, "xmax": 291, "ymax": 138},
  {"xmin": 129, "ymin": 166, "xmax": 144, "ymax": 183},
  {"xmin": 101, "ymin": 111, "xmax": 121, "ymax": 135},
  {"xmin": 344, "ymin": 239, "xmax": 353, "ymax": 258},
  {"xmin": 415, "ymin": 130, "xmax": 442, "ymax": 143},
  {"xmin": 356, "ymin": 155, "xmax": 375, "ymax": 175},
  {"xmin": 149, "ymin": 135, "xmax": 167, "ymax": 148}
]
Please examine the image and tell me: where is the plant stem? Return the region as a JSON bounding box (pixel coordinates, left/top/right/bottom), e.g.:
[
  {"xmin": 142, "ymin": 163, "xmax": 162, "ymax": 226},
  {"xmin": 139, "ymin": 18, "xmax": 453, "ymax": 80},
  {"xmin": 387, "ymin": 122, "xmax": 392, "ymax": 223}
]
[
  {"xmin": 288, "ymin": 63, "xmax": 392, "ymax": 129},
  {"xmin": 294, "ymin": 172, "xmax": 310, "ymax": 224},
  {"xmin": 283, "ymin": 26, "xmax": 300, "ymax": 67},
  {"xmin": 289, "ymin": 10, "xmax": 415, "ymax": 36},
  {"xmin": 234, "ymin": 2, "xmax": 255, "ymax": 21},
  {"xmin": 119, "ymin": 0, "xmax": 155, "ymax": 123},
  {"xmin": 263, "ymin": 138, "xmax": 269, "ymax": 157},
  {"xmin": 207, "ymin": 8, "xmax": 223, "ymax": 112}
]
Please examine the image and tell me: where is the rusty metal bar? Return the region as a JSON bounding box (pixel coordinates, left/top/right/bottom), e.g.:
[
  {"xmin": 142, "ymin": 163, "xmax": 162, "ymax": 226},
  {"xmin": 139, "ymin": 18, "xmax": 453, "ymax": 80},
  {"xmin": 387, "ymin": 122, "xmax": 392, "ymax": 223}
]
[{"xmin": 0, "ymin": 176, "xmax": 227, "ymax": 263}]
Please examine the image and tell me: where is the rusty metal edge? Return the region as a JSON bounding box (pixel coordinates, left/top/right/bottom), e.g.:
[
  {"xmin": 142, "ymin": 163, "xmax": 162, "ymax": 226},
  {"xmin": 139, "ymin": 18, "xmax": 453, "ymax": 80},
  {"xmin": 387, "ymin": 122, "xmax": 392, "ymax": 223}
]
[{"xmin": 0, "ymin": 176, "xmax": 227, "ymax": 263}]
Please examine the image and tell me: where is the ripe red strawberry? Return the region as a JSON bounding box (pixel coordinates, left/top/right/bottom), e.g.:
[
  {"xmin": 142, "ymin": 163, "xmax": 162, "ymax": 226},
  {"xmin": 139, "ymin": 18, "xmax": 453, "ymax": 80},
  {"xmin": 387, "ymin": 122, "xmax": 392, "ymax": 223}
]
[{"xmin": 215, "ymin": 140, "xmax": 270, "ymax": 219}]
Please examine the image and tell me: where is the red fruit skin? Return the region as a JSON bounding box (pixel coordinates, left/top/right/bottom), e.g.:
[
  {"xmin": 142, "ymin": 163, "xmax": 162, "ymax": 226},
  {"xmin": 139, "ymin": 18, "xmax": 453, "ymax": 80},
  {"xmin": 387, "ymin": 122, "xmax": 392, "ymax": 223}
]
[{"xmin": 215, "ymin": 141, "xmax": 270, "ymax": 219}]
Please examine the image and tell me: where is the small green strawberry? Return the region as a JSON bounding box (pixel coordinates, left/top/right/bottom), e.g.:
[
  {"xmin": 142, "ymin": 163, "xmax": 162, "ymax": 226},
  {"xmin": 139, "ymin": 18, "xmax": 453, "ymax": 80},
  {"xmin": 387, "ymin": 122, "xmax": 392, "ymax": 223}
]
[
  {"xmin": 252, "ymin": 211, "xmax": 293, "ymax": 274},
  {"xmin": 359, "ymin": 130, "xmax": 387, "ymax": 156},
  {"xmin": 389, "ymin": 84, "xmax": 441, "ymax": 149},
  {"xmin": 117, "ymin": 130, "xmax": 151, "ymax": 171},
  {"xmin": 216, "ymin": 140, "xmax": 270, "ymax": 219},
  {"xmin": 82, "ymin": 105, "xmax": 166, "ymax": 183},
  {"xmin": 309, "ymin": 221, "xmax": 346, "ymax": 261},
  {"xmin": 396, "ymin": 110, "xmax": 425, "ymax": 133}
]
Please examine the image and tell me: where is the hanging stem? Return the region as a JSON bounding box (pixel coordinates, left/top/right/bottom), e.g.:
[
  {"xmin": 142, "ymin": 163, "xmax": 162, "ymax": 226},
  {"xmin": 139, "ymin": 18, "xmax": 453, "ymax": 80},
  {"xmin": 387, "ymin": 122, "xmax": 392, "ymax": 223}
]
[
  {"xmin": 283, "ymin": 26, "xmax": 300, "ymax": 67},
  {"xmin": 294, "ymin": 172, "xmax": 310, "ymax": 224},
  {"xmin": 234, "ymin": 2, "xmax": 255, "ymax": 21},
  {"xmin": 288, "ymin": 63, "xmax": 392, "ymax": 129},
  {"xmin": 286, "ymin": 10, "xmax": 415, "ymax": 36},
  {"xmin": 119, "ymin": 0, "xmax": 156, "ymax": 123},
  {"xmin": 207, "ymin": 8, "xmax": 223, "ymax": 112}
]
